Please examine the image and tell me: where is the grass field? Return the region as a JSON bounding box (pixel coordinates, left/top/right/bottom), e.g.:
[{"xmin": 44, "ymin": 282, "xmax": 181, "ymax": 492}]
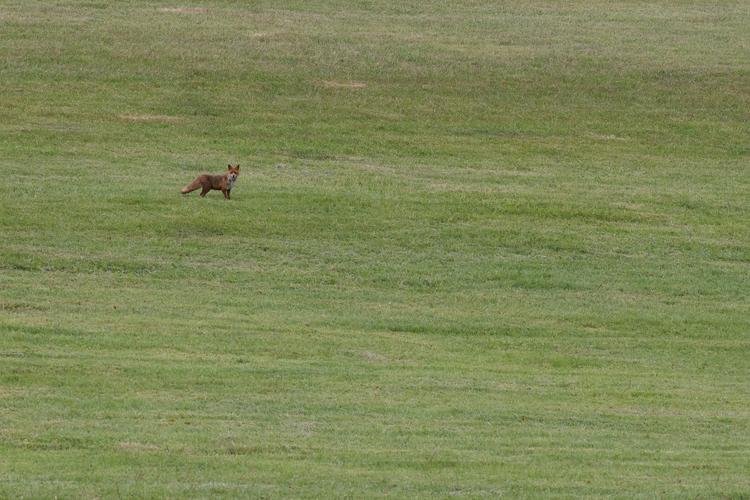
[{"xmin": 1, "ymin": 0, "xmax": 749, "ymax": 497}]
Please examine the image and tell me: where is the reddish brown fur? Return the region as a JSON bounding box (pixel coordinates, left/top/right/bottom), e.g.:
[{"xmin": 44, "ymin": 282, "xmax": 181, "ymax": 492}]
[{"xmin": 181, "ymin": 164, "xmax": 240, "ymax": 199}]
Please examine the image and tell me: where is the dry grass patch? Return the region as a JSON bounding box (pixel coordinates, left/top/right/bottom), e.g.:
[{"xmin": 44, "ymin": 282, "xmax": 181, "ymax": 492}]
[
  {"xmin": 157, "ymin": 7, "xmax": 208, "ymax": 14},
  {"xmin": 117, "ymin": 113, "xmax": 183, "ymax": 123},
  {"xmin": 586, "ymin": 132, "xmax": 629, "ymax": 141},
  {"xmin": 320, "ymin": 80, "xmax": 368, "ymax": 89},
  {"xmin": 359, "ymin": 350, "xmax": 388, "ymax": 363}
]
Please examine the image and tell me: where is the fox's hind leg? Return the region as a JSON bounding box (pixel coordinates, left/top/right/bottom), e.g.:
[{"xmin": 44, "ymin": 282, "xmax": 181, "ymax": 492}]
[{"xmin": 200, "ymin": 186, "xmax": 210, "ymax": 197}]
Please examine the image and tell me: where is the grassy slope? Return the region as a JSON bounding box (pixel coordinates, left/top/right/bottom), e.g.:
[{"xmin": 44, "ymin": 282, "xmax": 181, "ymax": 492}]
[{"xmin": 1, "ymin": 0, "xmax": 749, "ymax": 497}]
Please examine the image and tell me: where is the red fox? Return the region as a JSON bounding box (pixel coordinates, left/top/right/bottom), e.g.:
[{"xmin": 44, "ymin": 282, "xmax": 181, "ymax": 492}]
[{"xmin": 181, "ymin": 164, "xmax": 240, "ymax": 199}]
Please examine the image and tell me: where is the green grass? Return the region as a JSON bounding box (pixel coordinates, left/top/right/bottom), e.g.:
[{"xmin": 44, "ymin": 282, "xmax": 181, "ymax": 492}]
[{"xmin": 1, "ymin": 0, "xmax": 749, "ymax": 497}]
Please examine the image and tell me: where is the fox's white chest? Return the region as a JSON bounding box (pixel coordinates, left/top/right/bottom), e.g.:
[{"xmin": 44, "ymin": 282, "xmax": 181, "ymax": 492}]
[{"xmin": 227, "ymin": 177, "xmax": 236, "ymax": 191}]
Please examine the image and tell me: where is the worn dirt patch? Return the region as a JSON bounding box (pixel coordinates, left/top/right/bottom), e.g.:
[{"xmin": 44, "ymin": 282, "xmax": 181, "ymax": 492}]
[
  {"xmin": 320, "ymin": 80, "xmax": 368, "ymax": 89},
  {"xmin": 118, "ymin": 114, "xmax": 182, "ymax": 123},
  {"xmin": 158, "ymin": 7, "xmax": 208, "ymax": 14}
]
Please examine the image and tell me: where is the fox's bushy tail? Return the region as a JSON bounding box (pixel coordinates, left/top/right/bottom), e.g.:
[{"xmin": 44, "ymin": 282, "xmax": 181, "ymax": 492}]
[{"xmin": 181, "ymin": 178, "xmax": 201, "ymax": 194}]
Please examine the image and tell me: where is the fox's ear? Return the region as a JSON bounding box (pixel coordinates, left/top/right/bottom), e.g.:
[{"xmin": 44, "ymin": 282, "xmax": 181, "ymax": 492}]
[
  {"xmin": 236, "ymin": 165, "xmax": 240, "ymax": 170},
  {"xmin": 227, "ymin": 164, "xmax": 231, "ymax": 169}
]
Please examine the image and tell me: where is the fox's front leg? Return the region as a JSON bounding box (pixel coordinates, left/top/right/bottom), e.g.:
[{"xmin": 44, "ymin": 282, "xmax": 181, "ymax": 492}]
[{"xmin": 222, "ymin": 188, "xmax": 229, "ymax": 200}]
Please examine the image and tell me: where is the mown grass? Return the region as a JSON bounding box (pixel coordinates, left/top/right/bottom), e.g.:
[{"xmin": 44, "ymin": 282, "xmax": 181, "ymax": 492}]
[{"xmin": 1, "ymin": 0, "xmax": 749, "ymax": 497}]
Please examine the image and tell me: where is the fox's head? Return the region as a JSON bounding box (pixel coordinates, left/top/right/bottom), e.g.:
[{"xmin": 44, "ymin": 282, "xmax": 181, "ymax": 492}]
[{"xmin": 227, "ymin": 164, "xmax": 240, "ymax": 183}]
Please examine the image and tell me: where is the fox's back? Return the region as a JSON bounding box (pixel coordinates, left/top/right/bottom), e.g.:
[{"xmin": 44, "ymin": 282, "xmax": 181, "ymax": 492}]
[
  {"xmin": 192, "ymin": 173, "xmax": 225, "ymax": 188},
  {"xmin": 205, "ymin": 174, "xmax": 226, "ymax": 188}
]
